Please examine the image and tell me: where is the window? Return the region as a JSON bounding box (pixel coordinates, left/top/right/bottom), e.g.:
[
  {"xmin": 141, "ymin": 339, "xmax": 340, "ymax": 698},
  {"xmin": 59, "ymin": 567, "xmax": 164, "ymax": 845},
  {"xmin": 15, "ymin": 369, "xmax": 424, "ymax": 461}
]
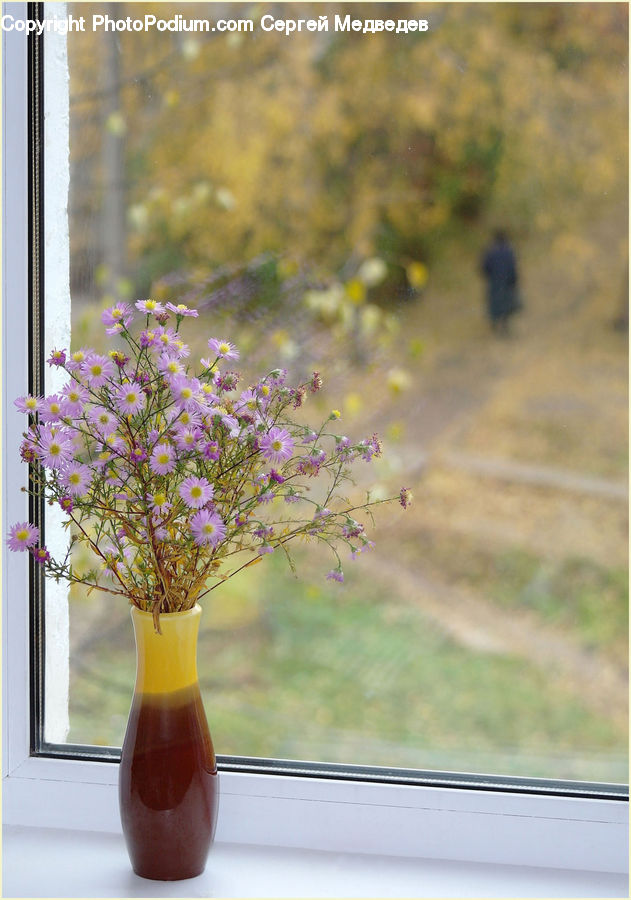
[{"xmin": 3, "ymin": 0, "xmax": 628, "ymax": 872}]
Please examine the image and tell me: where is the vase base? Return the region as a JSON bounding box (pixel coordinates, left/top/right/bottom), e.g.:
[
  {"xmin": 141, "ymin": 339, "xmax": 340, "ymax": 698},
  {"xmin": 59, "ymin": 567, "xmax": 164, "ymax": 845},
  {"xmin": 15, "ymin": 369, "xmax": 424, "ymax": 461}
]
[{"xmin": 132, "ymin": 864, "xmax": 206, "ymax": 882}]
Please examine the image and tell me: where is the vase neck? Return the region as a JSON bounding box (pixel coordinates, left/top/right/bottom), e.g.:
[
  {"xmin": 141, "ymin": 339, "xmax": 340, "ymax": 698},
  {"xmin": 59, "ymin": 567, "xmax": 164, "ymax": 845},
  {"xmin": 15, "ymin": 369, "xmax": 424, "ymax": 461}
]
[{"xmin": 130, "ymin": 605, "xmax": 201, "ymax": 695}]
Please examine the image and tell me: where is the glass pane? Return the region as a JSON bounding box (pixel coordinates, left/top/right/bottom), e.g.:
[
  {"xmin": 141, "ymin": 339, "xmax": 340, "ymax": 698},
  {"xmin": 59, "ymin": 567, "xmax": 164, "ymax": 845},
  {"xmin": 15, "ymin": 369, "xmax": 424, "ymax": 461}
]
[{"xmin": 51, "ymin": 1, "xmax": 628, "ymax": 782}]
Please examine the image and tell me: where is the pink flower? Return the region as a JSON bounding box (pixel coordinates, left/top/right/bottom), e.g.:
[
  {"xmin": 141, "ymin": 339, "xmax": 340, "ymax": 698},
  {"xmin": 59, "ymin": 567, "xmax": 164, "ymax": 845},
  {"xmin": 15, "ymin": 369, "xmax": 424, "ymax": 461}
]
[
  {"xmin": 135, "ymin": 299, "xmax": 165, "ymax": 316},
  {"xmin": 61, "ymin": 463, "xmax": 92, "ymax": 497},
  {"xmin": 48, "ymin": 349, "xmax": 66, "ymax": 367},
  {"xmin": 61, "ymin": 383, "xmax": 89, "ymax": 417},
  {"xmin": 150, "ymin": 443, "xmax": 176, "ymax": 475},
  {"xmin": 326, "ymin": 570, "xmax": 344, "ymax": 583},
  {"xmin": 179, "ymin": 476, "xmax": 214, "ymax": 509},
  {"xmin": 37, "ymin": 427, "xmax": 75, "ymax": 469},
  {"xmin": 260, "ymin": 427, "xmax": 294, "ymax": 464},
  {"xmin": 117, "ymin": 384, "xmax": 146, "ymax": 416},
  {"xmin": 7, "ymin": 522, "xmax": 40, "ymax": 552},
  {"xmin": 14, "ymin": 395, "xmax": 42, "ymax": 415},
  {"xmin": 190, "ymin": 509, "xmax": 226, "ymax": 547},
  {"xmin": 101, "ymin": 303, "xmax": 133, "ymax": 330},
  {"xmin": 88, "ymin": 406, "xmax": 118, "ymax": 437},
  {"xmin": 82, "ymin": 354, "xmax": 115, "ymax": 388},
  {"xmin": 166, "ymin": 302, "xmax": 198, "ymax": 317},
  {"xmin": 39, "ymin": 395, "xmax": 65, "ymax": 424},
  {"xmin": 207, "ymin": 337, "xmax": 239, "ymax": 360}
]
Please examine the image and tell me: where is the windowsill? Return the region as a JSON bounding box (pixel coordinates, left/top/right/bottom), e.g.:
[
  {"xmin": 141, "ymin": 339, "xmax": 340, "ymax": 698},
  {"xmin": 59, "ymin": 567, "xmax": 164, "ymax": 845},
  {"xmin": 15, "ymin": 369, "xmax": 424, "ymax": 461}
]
[{"xmin": 2, "ymin": 825, "xmax": 628, "ymax": 899}]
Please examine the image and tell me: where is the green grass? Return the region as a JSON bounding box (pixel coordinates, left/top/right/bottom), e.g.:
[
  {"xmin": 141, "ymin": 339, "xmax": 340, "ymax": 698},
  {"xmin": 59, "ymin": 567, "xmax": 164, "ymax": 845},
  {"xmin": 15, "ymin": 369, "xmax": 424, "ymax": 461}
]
[{"xmin": 68, "ymin": 551, "xmax": 627, "ymax": 781}]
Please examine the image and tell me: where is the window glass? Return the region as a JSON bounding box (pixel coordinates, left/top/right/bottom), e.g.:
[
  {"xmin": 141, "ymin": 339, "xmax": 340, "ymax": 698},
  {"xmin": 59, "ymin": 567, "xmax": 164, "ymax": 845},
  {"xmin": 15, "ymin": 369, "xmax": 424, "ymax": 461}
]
[{"xmin": 50, "ymin": 1, "xmax": 628, "ymax": 782}]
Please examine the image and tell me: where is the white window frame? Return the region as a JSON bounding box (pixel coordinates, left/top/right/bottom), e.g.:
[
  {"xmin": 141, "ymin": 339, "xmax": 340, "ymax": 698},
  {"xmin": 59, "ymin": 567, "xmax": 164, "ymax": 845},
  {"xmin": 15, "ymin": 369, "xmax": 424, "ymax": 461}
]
[{"xmin": 2, "ymin": 4, "xmax": 628, "ymax": 874}]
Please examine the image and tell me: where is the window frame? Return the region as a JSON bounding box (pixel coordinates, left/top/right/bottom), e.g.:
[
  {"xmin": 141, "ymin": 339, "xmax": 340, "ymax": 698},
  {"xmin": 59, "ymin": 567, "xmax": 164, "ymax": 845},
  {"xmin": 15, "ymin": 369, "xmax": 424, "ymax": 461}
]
[{"xmin": 2, "ymin": 2, "xmax": 628, "ymax": 873}]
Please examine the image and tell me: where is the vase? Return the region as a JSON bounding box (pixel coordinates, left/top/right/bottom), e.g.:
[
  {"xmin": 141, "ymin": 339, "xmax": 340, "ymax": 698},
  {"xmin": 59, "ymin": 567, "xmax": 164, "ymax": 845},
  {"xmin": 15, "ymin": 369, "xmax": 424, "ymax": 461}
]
[{"xmin": 119, "ymin": 603, "xmax": 219, "ymax": 880}]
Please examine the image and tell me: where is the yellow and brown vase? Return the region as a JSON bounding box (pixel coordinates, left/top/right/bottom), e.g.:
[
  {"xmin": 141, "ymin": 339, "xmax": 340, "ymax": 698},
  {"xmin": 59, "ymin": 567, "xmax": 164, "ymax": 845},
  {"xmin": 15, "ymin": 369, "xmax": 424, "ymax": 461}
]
[{"xmin": 119, "ymin": 604, "xmax": 219, "ymax": 880}]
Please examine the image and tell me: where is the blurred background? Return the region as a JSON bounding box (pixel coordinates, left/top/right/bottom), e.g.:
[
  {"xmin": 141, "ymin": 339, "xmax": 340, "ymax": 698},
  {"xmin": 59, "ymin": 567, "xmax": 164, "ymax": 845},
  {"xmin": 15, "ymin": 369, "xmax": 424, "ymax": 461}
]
[{"xmin": 62, "ymin": 1, "xmax": 628, "ymax": 782}]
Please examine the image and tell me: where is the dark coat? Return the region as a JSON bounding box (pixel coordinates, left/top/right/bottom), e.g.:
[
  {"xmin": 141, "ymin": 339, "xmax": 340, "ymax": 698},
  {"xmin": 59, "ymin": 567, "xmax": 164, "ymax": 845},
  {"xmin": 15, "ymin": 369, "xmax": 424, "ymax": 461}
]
[{"xmin": 481, "ymin": 240, "xmax": 518, "ymax": 321}]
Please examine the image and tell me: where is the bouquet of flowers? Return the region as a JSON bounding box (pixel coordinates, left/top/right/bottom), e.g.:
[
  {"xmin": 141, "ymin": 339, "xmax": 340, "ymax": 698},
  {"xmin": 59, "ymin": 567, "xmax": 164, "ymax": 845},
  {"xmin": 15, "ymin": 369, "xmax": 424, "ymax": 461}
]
[{"xmin": 8, "ymin": 300, "xmax": 411, "ymax": 632}]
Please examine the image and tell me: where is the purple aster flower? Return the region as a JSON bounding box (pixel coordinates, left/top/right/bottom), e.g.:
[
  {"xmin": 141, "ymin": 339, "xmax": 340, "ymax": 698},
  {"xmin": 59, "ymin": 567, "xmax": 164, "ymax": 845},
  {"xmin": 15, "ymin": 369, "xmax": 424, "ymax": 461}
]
[
  {"xmin": 157, "ymin": 353, "xmax": 185, "ymax": 378},
  {"xmin": 14, "ymin": 395, "xmax": 42, "ymax": 415},
  {"xmin": 109, "ymin": 350, "xmax": 129, "ymax": 368},
  {"xmin": 150, "ymin": 443, "xmax": 176, "ymax": 475},
  {"xmin": 399, "ymin": 487, "xmax": 413, "ymax": 509},
  {"xmin": 66, "ymin": 347, "xmax": 91, "ymax": 372},
  {"xmin": 117, "ymin": 384, "xmax": 146, "ymax": 416},
  {"xmin": 88, "ymin": 406, "xmax": 118, "ymax": 437},
  {"xmin": 351, "ymin": 540, "xmax": 375, "ymax": 560},
  {"xmin": 166, "ymin": 302, "xmax": 198, "ymax": 317},
  {"xmin": 135, "ymin": 299, "xmax": 165, "ymax": 315},
  {"xmin": 101, "ymin": 303, "xmax": 133, "ymax": 330},
  {"xmin": 257, "ymin": 491, "xmax": 275, "ymax": 504},
  {"xmin": 149, "ymin": 492, "xmax": 171, "ymax": 516},
  {"xmin": 152, "ymin": 326, "xmax": 180, "ymax": 352},
  {"xmin": 61, "ymin": 462, "xmax": 92, "ymax": 497},
  {"xmin": 302, "ymin": 431, "xmax": 319, "ymax": 444},
  {"xmin": 61, "ymin": 383, "xmax": 89, "ymax": 417},
  {"xmin": 343, "ymin": 520, "xmax": 365, "ymax": 539},
  {"xmin": 190, "ymin": 509, "xmax": 226, "ymax": 547},
  {"xmin": 284, "ymin": 492, "xmax": 302, "ymax": 504},
  {"xmin": 20, "ymin": 440, "xmax": 37, "ymax": 463},
  {"xmin": 32, "ymin": 546, "xmax": 51, "ymax": 565},
  {"xmin": 48, "ymin": 349, "xmax": 66, "ymax": 367},
  {"xmin": 173, "ymin": 425, "xmax": 202, "ymax": 452},
  {"xmin": 59, "ymin": 496, "xmax": 74, "ymax": 513},
  {"xmin": 139, "ymin": 329, "xmax": 158, "ymax": 349},
  {"xmin": 37, "ymin": 427, "xmax": 75, "ymax": 469},
  {"xmin": 326, "ymin": 569, "xmax": 344, "ymax": 583},
  {"xmin": 170, "ymin": 375, "xmax": 202, "ymax": 412},
  {"xmin": 130, "ymin": 446, "xmax": 147, "ymax": 464},
  {"xmin": 7, "ymin": 522, "xmax": 39, "ymax": 552},
  {"xmin": 203, "ymin": 441, "xmax": 221, "ymax": 461},
  {"xmin": 269, "ymin": 469, "xmax": 285, "ymax": 484},
  {"xmin": 258, "ymin": 544, "xmax": 274, "ymax": 556},
  {"xmin": 296, "ymin": 449, "xmax": 326, "ymax": 476},
  {"xmin": 260, "ymin": 427, "xmax": 294, "ymax": 465},
  {"xmin": 39, "ymin": 395, "xmax": 65, "ymax": 424},
  {"xmin": 208, "ymin": 337, "xmax": 239, "ymax": 360},
  {"xmin": 179, "ymin": 476, "xmax": 214, "ymax": 509},
  {"xmin": 82, "ymin": 354, "xmax": 115, "ymax": 389}
]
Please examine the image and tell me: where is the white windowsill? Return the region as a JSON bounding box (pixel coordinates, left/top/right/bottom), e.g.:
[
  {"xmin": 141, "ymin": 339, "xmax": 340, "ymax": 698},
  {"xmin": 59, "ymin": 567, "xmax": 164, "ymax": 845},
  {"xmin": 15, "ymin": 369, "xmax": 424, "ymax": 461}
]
[{"xmin": 3, "ymin": 825, "xmax": 628, "ymax": 899}]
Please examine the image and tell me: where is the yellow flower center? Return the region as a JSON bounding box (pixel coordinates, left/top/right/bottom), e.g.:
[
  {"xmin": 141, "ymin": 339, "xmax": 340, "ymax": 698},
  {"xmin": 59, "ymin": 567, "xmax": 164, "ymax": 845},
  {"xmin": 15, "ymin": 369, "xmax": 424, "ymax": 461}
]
[
  {"xmin": 219, "ymin": 343, "xmax": 230, "ymax": 355},
  {"xmin": 261, "ymin": 385, "xmax": 270, "ymax": 397},
  {"xmin": 50, "ymin": 403, "xmax": 60, "ymax": 414},
  {"xmin": 202, "ymin": 523, "xmax": 215, "ymax": 535},
  {"xmin": 49, "ymin": 443, "xmax": 61, "ymax": 456},
  {"xmin": 26, "ymin": 398, "xmax": 37, "ymax": 410},
  {"xmin": 160, "ymin": 334, "xmax": 170, "ymax": 344},
  {"xmin": 146, "ymin": 300, "xmax": 157, "ymax": 310},
  {"xmin": 177, "ymin": 304, "xmax": 187, "ymax": 311},
  {"xmin": 69, "ymin": 472, "xmax": 80, "ymax": 485},
  {"xmin": 112, "ymin": 308, "xmax": 123, "ymax": 318},
  {"xmin": 272, "ymin": 440, "xmax": 283, "ymax": 452},
  {"xmin": 16, "ymin": 529, "xmax": 28, "ymax": 542},
  {"xmin": 157, "ymin": 452, "xmax": 169, "ymax": 465},
  {"xmin": 166, "ymin": 361, "xmax": 179, "ymax": 374},
  {"xmin": 146, "ymin": 331, "xmax": 155, "ymax": 341},
  {"xmin": 153, "ymin": 492, "xmax": 166, "ymax": 506},
  {"xmin": 125, "ymin": 392, "xmax": 138, "ymax": 404},
  {"xmin": 181, "ymin": 387, "xmax": 193, "ymax": 400},
  {"xmin": 90, "ymin": 364, "xmax": 103, "ymax": 376},
  {"xmin": 69, "ymin": 392, "xmax": 79, "ymax": 403},
  {"xmin": 72, "ymin": 351, "xmax": 85, "ymax": 362},
  {"xmin": 191, "ymin": 486, "xmax": 202, "ymax": 498},
  {"xmin": 98, "ymin": 413, "xmax": 109, "ymax": 424}
]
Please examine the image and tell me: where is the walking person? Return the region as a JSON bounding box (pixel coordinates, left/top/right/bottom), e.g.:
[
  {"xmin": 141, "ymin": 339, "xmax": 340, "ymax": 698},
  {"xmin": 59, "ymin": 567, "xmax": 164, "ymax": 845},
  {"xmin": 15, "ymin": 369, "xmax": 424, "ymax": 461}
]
[{"xmin": 481, "ymin": 229, "xmax": 520, "ymax": 335}]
